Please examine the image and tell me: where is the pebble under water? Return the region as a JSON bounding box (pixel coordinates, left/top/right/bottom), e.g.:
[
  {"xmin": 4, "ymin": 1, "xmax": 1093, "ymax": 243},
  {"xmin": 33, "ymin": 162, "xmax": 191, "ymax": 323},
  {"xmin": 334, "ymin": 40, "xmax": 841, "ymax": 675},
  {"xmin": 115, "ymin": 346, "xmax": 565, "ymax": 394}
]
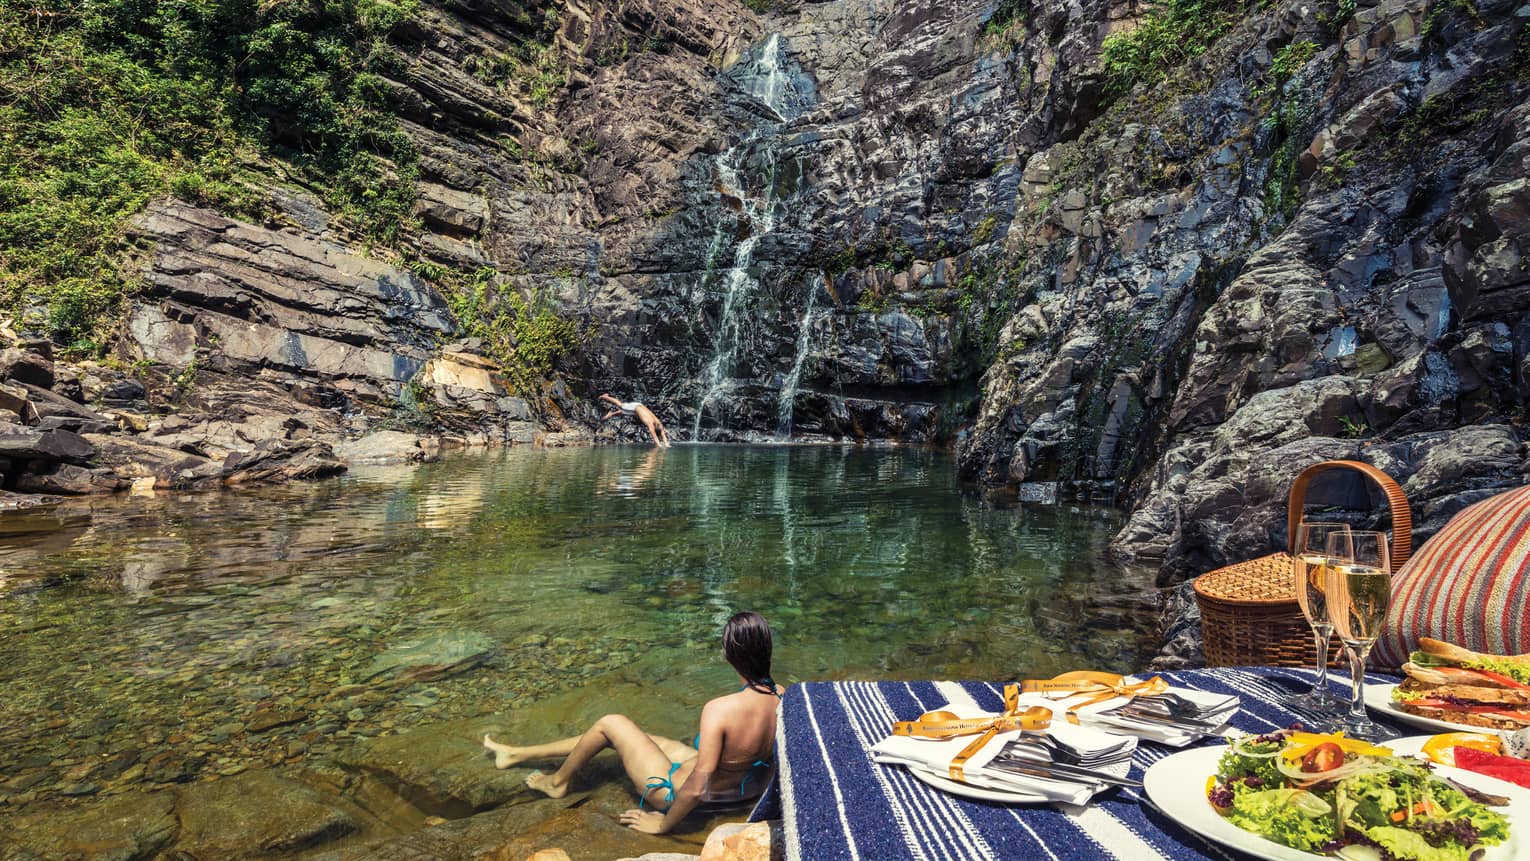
[{"xmin": 0, "ymin": 445, "xmax": 1160, "ymax": 849}]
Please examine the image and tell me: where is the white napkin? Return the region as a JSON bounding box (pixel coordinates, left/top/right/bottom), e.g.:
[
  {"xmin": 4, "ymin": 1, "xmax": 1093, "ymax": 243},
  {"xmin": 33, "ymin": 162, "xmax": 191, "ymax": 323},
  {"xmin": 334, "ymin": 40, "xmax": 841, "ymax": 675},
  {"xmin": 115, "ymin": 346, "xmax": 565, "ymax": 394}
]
[
  {"xmin": 871, "ymin": 721, "xmax": 1136, "ymax": 806},
  {"xmin": 1017, "ymin": 683, "xmax": 1238, "ymax": 747}
]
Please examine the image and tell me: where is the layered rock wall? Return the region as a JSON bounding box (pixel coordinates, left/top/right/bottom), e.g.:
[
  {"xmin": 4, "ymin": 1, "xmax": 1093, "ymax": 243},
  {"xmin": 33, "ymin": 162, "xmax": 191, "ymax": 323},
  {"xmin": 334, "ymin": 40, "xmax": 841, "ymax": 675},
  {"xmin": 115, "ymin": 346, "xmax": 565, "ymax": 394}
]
[{"xmin": 26, "ymin": 0, "xmax": 1525, "ymax": 580}]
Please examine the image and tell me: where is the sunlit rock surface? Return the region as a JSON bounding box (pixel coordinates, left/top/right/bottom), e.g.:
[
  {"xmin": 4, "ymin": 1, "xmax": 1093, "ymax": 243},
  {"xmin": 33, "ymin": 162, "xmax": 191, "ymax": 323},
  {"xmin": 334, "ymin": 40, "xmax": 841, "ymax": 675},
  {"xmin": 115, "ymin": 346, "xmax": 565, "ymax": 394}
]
[{"xmin": 78, "ymin": 0, "xmax": 1526, "ymax": 580}]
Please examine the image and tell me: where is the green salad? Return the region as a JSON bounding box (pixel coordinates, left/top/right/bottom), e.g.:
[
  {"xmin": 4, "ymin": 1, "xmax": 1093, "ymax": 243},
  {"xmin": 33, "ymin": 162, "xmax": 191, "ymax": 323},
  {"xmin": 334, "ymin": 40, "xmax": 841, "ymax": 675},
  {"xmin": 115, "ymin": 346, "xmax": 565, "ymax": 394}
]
[{"xmin": 1207, "ymin": 729, "xmax": 1511, "ymax": 861}]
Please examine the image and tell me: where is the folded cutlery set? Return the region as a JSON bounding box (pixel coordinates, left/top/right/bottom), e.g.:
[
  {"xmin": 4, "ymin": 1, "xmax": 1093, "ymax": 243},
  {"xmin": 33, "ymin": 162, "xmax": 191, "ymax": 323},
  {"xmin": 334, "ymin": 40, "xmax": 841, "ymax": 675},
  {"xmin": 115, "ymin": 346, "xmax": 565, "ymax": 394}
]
[{"xmin": 872, "ymin": 684, "xmax": 1241, "ymax": 804}]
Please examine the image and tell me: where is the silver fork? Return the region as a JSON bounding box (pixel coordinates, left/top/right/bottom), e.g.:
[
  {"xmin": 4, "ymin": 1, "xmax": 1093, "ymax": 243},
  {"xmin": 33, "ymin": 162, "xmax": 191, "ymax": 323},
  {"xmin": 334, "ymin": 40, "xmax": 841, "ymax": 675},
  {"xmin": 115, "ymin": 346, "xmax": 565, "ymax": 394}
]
[
  {"xmin": 1133, "ymin": 692, "xmax": 1228, "ymax": 719},
  {"xmin": 1006, "ymin": 736, "xmax": 1132, "ymax": 766}
]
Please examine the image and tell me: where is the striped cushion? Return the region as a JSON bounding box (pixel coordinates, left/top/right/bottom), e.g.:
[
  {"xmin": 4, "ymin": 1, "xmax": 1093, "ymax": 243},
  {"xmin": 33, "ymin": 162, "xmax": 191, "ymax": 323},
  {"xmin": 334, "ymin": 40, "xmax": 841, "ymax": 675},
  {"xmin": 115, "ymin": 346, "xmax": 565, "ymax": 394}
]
[{"xmin": 1374, "ymin": 484, "xmax": 1530, "ymax": 668}]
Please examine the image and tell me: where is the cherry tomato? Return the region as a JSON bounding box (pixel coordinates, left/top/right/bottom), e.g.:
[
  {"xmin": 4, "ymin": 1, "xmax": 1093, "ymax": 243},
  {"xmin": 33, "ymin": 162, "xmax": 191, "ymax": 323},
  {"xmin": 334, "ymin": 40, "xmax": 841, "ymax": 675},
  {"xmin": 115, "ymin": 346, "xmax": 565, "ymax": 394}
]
[{"xmin": 1301, "ymin": 741, "xmax": 1346, "ymax": 773}]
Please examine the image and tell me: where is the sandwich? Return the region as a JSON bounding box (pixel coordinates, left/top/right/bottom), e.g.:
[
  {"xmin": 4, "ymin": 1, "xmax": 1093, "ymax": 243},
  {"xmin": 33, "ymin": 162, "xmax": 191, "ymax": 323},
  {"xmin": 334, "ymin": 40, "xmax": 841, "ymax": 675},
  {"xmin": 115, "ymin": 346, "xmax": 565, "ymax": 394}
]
[{"xmin": 1394, "ymin": 638, "xmax": 1530, "ymax": 730}]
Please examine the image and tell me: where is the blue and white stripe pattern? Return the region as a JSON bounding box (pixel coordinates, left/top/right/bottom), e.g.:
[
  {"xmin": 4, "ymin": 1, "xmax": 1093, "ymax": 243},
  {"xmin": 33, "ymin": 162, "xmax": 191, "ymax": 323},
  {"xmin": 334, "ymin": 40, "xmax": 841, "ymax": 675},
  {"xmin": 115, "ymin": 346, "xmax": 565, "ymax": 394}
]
[{"xmin": 761, "ymin": 667, "xmax": 1406, "ymax": 860}]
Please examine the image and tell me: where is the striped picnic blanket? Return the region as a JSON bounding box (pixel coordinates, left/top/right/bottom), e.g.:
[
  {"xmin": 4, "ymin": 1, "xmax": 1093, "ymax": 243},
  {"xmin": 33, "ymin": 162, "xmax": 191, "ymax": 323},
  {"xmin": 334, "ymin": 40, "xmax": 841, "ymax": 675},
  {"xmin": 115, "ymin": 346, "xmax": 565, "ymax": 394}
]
[{"xmin": 763, "ymin": 667, "xmax": 1407, "ymax": 860}]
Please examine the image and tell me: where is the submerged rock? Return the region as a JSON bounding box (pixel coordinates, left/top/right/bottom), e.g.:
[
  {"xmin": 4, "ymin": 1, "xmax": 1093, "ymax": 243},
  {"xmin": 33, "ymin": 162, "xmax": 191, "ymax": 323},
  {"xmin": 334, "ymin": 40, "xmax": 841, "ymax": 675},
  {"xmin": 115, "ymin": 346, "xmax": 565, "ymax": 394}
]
[
  {"xmin": 361, "ymin": 632, "xmax": 497, "ymax": 684},
  {"xmin": 339, "ymin": 717, "xmax": 529, "ymax": 815},
  {"xmin": 172, "ymin": 770, "xmax": 360, "ymax": 859},
  {"xmin": 0, "ymin": 790, "xmax": 177, "ymax": 861}
]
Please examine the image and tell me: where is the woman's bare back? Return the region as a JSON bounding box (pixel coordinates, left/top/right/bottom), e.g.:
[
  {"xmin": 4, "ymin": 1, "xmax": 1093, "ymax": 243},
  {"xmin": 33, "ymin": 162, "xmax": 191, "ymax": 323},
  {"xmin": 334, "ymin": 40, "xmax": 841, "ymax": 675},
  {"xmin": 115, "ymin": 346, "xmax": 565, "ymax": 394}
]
[{"xmin": 689, "ymin": 686, "xmax": 780, "ymax": 800}]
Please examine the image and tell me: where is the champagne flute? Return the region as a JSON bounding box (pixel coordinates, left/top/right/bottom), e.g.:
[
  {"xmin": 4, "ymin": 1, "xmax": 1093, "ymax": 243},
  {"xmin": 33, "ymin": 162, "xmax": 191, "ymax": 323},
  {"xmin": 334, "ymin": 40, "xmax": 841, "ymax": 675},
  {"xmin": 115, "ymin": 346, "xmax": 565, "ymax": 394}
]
[
  {"xmin": 1326, "ymin": 530, "xmax": 1400, "ymax": 742},
  {"xmin": 1281, "ymin": 522, "xmax": 1349, "ymax": 719}
]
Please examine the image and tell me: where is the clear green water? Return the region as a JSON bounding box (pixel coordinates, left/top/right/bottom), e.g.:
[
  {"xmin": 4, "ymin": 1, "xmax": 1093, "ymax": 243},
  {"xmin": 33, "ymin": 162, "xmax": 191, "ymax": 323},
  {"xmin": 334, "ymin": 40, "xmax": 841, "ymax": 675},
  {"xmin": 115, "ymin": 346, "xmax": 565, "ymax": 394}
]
[{"xmin": 0, "ymin": 445, "xmax": 1158, "ymax": 817}]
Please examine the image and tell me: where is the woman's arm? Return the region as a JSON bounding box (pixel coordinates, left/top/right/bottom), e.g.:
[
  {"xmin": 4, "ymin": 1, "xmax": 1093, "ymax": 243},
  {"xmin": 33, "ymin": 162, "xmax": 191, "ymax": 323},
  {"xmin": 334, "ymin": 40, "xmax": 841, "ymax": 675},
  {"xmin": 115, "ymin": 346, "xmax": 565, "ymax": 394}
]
[{"xmin": 620, "ymin": 702, "xmax": 726, "ymax": 834}]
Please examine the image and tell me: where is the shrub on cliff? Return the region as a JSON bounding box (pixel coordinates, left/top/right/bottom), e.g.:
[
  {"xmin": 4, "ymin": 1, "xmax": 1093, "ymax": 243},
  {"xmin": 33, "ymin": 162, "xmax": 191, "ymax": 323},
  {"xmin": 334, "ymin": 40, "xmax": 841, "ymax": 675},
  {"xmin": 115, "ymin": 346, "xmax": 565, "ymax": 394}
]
[
  {"xmin": 1099, "ymin": 0, "xmax": 1246, "ymax": 100},
  {"xmin": 0, "ymin": 0, "xmax": 421, "ymax": 350}
]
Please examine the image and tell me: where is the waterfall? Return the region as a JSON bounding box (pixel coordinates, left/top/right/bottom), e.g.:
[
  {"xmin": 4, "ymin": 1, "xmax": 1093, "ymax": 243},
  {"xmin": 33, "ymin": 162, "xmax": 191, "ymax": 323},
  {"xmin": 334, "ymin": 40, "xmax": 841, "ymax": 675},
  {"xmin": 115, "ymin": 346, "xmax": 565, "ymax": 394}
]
[
  {"xmin": 691, "ymin": 140, "xmax": 781, "ymax": 440},
  {"xmin": 690, "ymin": 34, "xmax": 815, "ymax": 440},
  {"xmin": 744, "ymin": 34, "xmax": 812, "ymax": 122},
  {"xmin": 776, "ymin": 283, "xmax": 821, "ymax": 438}
]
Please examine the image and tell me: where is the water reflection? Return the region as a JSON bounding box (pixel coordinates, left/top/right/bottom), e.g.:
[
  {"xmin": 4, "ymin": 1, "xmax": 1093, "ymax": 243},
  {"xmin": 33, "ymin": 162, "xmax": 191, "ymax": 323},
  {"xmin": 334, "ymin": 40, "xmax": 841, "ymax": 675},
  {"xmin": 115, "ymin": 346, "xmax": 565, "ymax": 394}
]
[{"xmin": 0, "ymin": 446, "xmax": 1159, "ymax": 808}]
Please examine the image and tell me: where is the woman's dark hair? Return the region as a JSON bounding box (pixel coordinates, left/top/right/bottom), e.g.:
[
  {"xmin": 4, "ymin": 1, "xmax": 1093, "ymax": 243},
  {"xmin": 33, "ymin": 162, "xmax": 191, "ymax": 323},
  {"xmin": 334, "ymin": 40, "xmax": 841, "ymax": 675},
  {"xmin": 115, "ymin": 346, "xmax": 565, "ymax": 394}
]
[{"xmin": 723, "ymin": 611, "xmax": 774, "ymax": 694}]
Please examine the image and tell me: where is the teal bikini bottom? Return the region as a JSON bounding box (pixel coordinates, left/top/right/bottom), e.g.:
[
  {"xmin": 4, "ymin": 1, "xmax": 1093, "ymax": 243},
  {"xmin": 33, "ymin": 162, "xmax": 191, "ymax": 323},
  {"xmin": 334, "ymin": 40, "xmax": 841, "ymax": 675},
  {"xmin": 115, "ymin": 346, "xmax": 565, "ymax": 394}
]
[
  {"xmin": 640, "ymin": 761, "xmax": 681, "ymax": 812},
  {"xmin": 639, "ymin": 743, "xmax": 773, "ymax": 811},
  {"xmin": 641, "ymin": 682, "xmax": 780, "ymax": 812}
]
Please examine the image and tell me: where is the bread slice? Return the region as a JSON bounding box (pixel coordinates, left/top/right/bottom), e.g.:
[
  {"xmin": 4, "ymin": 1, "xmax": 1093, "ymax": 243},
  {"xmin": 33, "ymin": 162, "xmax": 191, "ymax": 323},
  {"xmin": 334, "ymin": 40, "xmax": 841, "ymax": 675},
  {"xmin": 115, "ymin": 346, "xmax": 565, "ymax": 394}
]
[
  {"xmin": 1398, "ymin": 702, "xmax": 1530, "ymax": 730},
  {"xmin": 1395, "ymin": 677, "xmax": 1530, "ymax": 728}
]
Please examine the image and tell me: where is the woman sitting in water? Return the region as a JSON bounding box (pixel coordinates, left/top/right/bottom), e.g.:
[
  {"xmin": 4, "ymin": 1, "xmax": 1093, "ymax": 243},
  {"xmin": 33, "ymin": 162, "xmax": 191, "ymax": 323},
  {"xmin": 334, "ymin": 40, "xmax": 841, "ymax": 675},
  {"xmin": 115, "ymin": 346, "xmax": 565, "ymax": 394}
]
[{"xmin": 482, "ymin": 612, "xmax": 782, "ymax": 834}]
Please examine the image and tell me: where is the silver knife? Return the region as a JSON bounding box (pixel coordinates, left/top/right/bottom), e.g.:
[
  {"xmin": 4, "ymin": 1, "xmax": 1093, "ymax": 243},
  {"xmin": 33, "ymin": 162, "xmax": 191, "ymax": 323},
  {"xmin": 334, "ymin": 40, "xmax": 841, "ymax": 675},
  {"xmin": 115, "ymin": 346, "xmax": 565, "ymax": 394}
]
[
  {"xmin": 987, "ymin": 758, "xmax": 1143, "ymax": 788},
  {"xmin": 1103, "ymin": 708, "xmax": 1228, "ymax": 732}
]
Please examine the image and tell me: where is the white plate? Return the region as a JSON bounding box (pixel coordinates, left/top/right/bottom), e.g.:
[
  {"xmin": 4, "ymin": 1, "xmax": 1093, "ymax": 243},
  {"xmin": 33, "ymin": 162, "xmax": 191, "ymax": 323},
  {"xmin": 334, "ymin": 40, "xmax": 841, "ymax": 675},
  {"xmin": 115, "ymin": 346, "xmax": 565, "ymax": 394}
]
[
  {"xmin": 1144, "ymin": 742, "xmax": 1530, "ymax": 861},
  {"xmin": 1365, "ymin": 682, "xmax": 1516, "ymax": 736},
  {"xmin": 904, "ymin": 764, "xmax": 1050, "ymax": 804}
]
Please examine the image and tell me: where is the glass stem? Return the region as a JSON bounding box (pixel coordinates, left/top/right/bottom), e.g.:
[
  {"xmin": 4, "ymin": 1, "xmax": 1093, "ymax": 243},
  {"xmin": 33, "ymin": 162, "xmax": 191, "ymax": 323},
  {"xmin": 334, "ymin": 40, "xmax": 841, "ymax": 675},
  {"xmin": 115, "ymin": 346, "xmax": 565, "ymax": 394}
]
[
  {"xmin": 1313, "ymin": 627, "xmax": 1332, "ymax": 693},
  {"xmin": 1348, "ymin": 640, "xmax": 1373, "ymax": 722}
]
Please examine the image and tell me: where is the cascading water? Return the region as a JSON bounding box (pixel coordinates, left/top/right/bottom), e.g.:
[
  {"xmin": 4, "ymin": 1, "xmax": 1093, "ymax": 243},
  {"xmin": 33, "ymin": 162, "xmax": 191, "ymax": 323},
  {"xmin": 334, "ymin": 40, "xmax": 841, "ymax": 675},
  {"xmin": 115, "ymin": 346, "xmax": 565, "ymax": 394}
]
[
  {"xmin": 690, "ymin": 143, "xmax": 781, "ymax": 440},
  {"xmin": 776, "ymin": 283, "xmax": 822, "ymax": 438},
  {"xmin": 689, "ymin": 34, "xmax": 816, "ymax": 441}
]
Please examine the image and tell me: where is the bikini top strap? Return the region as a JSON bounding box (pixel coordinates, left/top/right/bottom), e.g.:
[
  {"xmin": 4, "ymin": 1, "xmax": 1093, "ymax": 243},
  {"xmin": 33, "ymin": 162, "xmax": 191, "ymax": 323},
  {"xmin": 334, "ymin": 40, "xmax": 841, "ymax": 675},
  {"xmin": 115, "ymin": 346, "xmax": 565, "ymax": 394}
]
[{"xmin": 740, "ymin": 677, "xmax": 782, "ymax": 698}]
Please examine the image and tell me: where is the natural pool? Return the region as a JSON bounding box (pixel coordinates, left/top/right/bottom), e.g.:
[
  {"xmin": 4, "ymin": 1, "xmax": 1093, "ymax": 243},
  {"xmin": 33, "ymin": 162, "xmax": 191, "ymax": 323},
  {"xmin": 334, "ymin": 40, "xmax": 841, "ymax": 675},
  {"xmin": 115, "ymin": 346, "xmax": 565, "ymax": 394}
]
[{"xmin": 0, "ymin": 445, "xmax": 1160, "ymax": 855}]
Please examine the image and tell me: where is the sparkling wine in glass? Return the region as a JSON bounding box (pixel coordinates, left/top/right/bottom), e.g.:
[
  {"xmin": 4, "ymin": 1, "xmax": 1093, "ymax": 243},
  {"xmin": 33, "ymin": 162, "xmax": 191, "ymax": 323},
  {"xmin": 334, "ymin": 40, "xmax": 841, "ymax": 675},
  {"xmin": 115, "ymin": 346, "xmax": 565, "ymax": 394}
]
[
  {"xmin": 1281, "ymin": 522, "xmax": 1349, "ymax": 719},
  {"xmin": 1326, "ymin": 530, "xmax": 1400, "ymax": 742}
]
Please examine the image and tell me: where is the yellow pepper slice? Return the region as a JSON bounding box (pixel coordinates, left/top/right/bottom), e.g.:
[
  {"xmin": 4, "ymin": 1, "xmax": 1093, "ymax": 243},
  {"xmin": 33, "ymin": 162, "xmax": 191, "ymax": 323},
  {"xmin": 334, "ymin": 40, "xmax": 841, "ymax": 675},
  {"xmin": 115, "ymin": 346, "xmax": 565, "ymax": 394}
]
[
  {"xmin": 1421, "ymin": 732, "xmax": 1503, "ymax": 766},
  {"xmin": 1283, "ymin": 731, "xmax": 1395, "ymax": 761}
]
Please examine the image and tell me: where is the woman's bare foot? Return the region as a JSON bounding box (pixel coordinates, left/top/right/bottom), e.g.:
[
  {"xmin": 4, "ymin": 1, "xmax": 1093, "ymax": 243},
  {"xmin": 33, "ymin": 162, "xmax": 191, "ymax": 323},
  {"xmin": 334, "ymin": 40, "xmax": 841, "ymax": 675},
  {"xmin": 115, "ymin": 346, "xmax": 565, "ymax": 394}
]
[
  {"xmin": 483, "ymin": 734, "xmax": 527, "ymax": 770},
  {"xmin": 525, "ymin": 770, "xmax": 569, "ymax": 799}
]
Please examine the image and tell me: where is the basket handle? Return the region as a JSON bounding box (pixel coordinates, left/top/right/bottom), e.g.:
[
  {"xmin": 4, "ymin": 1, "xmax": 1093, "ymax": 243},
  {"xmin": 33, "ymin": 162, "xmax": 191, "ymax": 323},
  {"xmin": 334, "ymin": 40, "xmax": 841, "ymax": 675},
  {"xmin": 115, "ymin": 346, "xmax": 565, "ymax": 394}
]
[{"xmin": 1287, "ymin": 460, "xmax": 1412, "ymax": 571}]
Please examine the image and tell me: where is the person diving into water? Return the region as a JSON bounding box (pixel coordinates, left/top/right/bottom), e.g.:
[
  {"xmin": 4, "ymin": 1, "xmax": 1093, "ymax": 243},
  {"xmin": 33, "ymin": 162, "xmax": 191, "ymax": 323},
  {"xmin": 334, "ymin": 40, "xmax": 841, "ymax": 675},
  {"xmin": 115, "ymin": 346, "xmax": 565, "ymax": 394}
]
[
  {"xmin": 599, "ymin": 393, "xmax": 671, "ymax": 447},
  {"xmin": 482, "ymin": 612, "xmax": 783, "ymax": 834}
]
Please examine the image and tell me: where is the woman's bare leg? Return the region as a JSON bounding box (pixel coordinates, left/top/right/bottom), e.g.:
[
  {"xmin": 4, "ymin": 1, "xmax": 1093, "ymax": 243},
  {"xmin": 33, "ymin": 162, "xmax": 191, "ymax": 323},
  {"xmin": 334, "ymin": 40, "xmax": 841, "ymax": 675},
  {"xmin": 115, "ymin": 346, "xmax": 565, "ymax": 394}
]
[
  {"xmin": 483, "ymin": 733, "xmax": 581, "ymax": 770},
  {"xmin": 650, "ymin": 734, "xmax": 696, "ymax": 764},
  {"xmin": 515, "ymin": 715, "xmax": 676, "ymax": 803}
]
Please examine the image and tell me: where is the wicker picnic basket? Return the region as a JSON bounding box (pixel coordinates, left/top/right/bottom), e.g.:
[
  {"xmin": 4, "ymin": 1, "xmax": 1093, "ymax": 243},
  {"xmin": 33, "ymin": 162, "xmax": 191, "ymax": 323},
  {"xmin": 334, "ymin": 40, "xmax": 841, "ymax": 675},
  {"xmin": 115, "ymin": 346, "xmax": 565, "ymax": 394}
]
[{"xmin": 1193, "ymin": 460, "xmax": 1413, "ymax": 668}]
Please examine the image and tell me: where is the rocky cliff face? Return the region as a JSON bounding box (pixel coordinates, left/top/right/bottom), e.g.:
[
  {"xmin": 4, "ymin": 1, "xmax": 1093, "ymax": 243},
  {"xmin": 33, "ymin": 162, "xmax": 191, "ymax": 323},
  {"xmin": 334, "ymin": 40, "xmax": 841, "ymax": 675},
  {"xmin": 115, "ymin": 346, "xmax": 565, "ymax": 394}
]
[
  {"xmin": 585, "ymin": 0, "xmax": 1528, "ymax": 581},
  {"xmin": 8, "ymin": 0, "xmax": 1526, "ymax": 581}
]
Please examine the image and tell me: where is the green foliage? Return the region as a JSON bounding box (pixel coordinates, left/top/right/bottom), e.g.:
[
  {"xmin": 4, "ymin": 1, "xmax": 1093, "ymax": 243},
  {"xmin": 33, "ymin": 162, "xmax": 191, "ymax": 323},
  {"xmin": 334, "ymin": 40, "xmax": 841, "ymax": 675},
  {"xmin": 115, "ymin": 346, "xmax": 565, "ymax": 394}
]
[
  {"xmin": 520, "ymin": 42, "xmax": 568, "ymax": 107},
  {"xmin": 1314, "ymin": 149, "xmax": 1357, "ymax": 190},
  {"xmin": 1338, "ymin": 415, "xmax": 1369, "ymax": 438},
  {"xmin": 981, "ymin": 0, "xmax": 1030, "ymax": 39},
  {"xmin": 821, "ymin": 232, "xmax": 916, "ymax": 278},
  {"xmin": 744, "ymin": 0, "xmax": 781, "ymax": 13},
  {"xmin": 1393, "ymin": 20, "xmax": 1528, "ymax": 152},
  {"xmin": 1, "ymin": 0, "xmax": 425, "ymax": 346},
  {"xmin": 1255, "ymin": 40, "xmax": 1318, "ymax": 99},
  {"xmin": 439, "ymin": 266, "xmax": 586, "ymax": 395},
  {"xmin": 955, "ymin": 256, "xmax": 1027, "ymax": 365},
  {"xmin": 972, "ymin": 214, "xmax": 1000, "ymax": 244},
  {"xmin": 1331, "ymin": 0, "xmax": 1358, "ymax": 28},
  {"xmin": 856, "ymin": 288, "xmax": 890, "ymax": 314},
  {"xmin": 1421, "ymin": 0, "xmax": 1484, "ymax": 38},
  {"xmin": 172, "ymin": 356, "xmax": 201, "ymax": 395},
  {"xmin": 1099, "ymin": 0, "xmax": 1245, "ymax": 100},
  {"xmin": 1250, "ymin": 41, "xmax": 1326, "ymax": 218}
]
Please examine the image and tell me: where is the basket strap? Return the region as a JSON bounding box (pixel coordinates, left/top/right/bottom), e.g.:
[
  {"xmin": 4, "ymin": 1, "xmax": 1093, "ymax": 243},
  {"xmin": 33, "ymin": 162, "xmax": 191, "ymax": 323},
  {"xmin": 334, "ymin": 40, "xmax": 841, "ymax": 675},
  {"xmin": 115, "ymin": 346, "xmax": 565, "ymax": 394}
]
[{"xmin": 1287, "ymin": 460, "xmax": 1413, "ymax": 571}]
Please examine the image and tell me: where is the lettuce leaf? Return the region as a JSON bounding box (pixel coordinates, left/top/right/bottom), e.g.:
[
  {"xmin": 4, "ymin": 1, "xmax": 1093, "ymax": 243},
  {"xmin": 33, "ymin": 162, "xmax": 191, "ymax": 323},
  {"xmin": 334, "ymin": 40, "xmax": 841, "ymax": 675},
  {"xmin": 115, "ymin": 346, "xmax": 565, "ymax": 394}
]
[
  {"xmin": 1462, "ymin": 656, "xmax": 1530, "ymax": 685},
  {"xmin": 1225, "ymin": 789, "xmax": 1335, "ymax": 851},
  {"xmin": 1410, "ymin": 650, "xmax": 1453, "ymax": 667},
  {"xmin": 1363, "ymin": 826, "xmax": 1477, "ymax": 861},
  {"xmin": 1408, "ymin": 649, "xmax": 1530, "ymax": 684}
]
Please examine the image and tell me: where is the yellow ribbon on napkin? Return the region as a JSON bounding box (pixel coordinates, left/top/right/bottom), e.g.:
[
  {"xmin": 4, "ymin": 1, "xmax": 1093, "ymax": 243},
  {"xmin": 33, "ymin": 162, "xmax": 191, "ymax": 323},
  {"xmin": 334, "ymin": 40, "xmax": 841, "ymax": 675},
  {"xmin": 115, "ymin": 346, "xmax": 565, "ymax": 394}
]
[
  {"xmin": 1020, "ymin": 671, "xmax": 1169, "ymax": 724},
  {"xmin": 890, "ymin": 683, "xmax": 1053, "ymax": 781}
]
